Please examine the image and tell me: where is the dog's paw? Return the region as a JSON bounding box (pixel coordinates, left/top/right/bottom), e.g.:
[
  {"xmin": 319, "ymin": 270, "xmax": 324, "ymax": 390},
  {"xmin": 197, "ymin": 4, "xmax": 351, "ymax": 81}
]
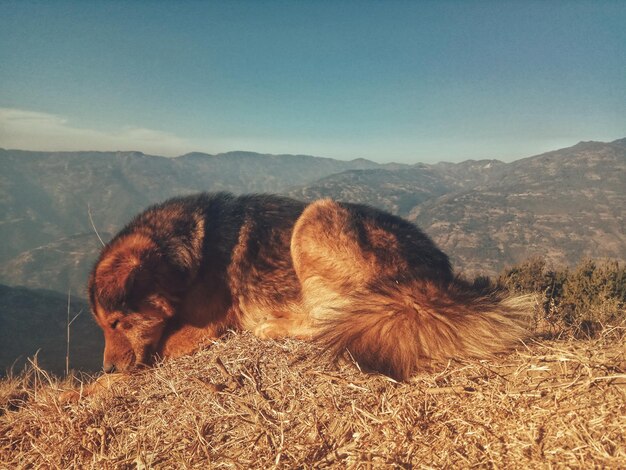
[
  {"xmin": 59, "ymin": 373, "xmax": 127, "ymax": 403},
  {"xmin": 253, "ymin": 320, "xmax": 290, "ymax": 339}
]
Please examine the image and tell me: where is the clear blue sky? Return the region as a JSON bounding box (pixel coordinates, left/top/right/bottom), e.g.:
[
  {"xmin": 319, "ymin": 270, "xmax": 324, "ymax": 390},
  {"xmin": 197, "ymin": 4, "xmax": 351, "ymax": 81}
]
[{"xmin": 1, "ymin": 1, "xmax": 625, "ymax": 163}]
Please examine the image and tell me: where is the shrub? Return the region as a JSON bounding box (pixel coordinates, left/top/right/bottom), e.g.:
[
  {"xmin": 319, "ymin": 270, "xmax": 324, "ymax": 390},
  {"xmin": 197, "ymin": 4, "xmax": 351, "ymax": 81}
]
[{"xmin": 497, "ymin": 257, "xmax": 626, "ymax": 336}]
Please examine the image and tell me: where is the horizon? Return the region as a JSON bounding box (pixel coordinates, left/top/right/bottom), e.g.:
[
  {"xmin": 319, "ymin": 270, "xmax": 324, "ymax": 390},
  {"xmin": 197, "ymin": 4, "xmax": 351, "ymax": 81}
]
[
  {"xmin": 1, "ymin": 135, "xmax": 625, "ymax": 167},
  {"xmin": 1, "ymin": 1, "xmax": 625, "ymax": 163}
]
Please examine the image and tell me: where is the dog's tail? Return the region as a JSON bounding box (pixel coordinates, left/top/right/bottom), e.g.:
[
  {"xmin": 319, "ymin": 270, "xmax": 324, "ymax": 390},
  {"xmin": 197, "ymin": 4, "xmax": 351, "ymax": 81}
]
[{"xmin": 315, "ymin": 280, "xmax": 533, "ymax": 380}]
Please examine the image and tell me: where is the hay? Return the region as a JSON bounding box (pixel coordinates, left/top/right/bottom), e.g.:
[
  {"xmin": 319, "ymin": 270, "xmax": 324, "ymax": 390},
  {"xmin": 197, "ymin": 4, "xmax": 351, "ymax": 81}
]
[{"xmin": 1, "ymin": 329, "xmax": 625, "ymax": 468}]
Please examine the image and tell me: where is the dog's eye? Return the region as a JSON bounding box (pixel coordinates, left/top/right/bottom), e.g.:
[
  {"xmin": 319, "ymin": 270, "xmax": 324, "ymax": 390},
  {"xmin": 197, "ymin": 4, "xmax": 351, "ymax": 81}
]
[{"xmin": 110, "ymin": 320, "xmax": 119, "ymax": 330}]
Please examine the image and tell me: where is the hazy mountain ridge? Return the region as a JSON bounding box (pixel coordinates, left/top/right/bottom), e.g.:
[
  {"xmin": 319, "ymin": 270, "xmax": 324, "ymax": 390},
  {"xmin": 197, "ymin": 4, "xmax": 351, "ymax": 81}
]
[
  {"xmin": 0, "ymin": 140, "xmax": 624, "ymax": 294},
  {"xmin": 0, "ymin": 233, "xmax": 112, "ymax": 299},
  {"xmin": 288, "ymin": 141, "xmax": 625, "ymax": 275},
  {"xmin": 409, "ymin": 140, "xmax": 626, "ymax": 274},
  {"xmin": 0, "ymin": 149, "xmax": 378, "ymax": 265},
  {"xmin": 287, "ymin": 166, "xmax": 450, "ymax": 215},
  {"xmin": 287, "ymin": 159, "xmax": 509, "ymax": 215}
]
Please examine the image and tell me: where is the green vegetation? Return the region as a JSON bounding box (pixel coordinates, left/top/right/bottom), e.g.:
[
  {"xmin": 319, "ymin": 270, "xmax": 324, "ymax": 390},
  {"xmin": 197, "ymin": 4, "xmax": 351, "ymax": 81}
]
[{"xmin": 497, "ymin": 257, "xmax": 626, "ymax": 336}]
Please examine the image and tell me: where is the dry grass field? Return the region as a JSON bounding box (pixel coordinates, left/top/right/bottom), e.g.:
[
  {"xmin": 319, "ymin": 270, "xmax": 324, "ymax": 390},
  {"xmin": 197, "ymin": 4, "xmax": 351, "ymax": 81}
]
[{"xmin": 1, "ymin": 326, "xmax": 625, "ymax": 468}]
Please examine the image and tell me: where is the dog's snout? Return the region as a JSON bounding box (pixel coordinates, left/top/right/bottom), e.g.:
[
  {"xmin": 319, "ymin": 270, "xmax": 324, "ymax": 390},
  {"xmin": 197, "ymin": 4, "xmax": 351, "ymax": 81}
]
[{"xmin": 103, "ymin": 362, "xmax": 116, "ymax": 373}]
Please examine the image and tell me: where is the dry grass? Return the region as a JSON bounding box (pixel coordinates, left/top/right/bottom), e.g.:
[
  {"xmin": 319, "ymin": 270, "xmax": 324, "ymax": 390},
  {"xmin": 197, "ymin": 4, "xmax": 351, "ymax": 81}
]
[{"xmin": 1, "ymin": 328, "xmax": 625, "ymax": 469}]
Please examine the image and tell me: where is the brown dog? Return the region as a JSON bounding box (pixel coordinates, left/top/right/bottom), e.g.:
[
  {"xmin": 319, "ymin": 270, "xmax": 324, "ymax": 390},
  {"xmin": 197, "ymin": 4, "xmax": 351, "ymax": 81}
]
[{"xmin": 89, "ymin": 193, "xmax": 528, "ymax": 380}]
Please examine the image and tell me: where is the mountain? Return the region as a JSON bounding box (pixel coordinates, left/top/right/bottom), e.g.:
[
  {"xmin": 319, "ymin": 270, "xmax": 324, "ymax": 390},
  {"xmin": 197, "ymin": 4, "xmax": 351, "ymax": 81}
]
[
  {"xmin": 0, "ymin": 140, "xmax": 624, "ymax": 294},
  {"xmin": 289, "ymin": 140, "xmax": 626, "ymax": 275},
  {"xmin": 287, "ymin": 165, "xmax": 448, "ymax": 215},
  {"xmin": 287, "ymin": 159, "xmax": 507, "ymax": 215},
  {"xmin": 0, "ymin": 139, "xmax": 624, "ymax": 374},
  {"xmin": 0, "ymin": 284, "xmax": 103, "ymax": 375},
  {"xmin": 0, "ymin": 149, "xmax": 379, "ymax": 292},
  {"xmin": 0, "ymin": 149, "xmax": 378, "ymax": 260},
  {"xmin": 410, "ymin": 140, "xmax": 626, "ymax": 274},
  {"xmin": 0, "ymin": 233, "xmax": 112, "ymax": 299}
]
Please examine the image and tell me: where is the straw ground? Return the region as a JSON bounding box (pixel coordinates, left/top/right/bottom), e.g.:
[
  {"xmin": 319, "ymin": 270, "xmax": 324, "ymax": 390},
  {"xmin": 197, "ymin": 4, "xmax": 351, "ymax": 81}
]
[{"xmin": 1, "ymin": 326, "xmax": 625, "ymax": 468}]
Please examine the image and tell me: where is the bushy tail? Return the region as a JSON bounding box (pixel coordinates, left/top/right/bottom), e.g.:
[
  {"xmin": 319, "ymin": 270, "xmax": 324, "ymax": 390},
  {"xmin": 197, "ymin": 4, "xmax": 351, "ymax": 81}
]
[{"xmin": 315, "ymin": 280, "xmax": 533, "ymax": 380}]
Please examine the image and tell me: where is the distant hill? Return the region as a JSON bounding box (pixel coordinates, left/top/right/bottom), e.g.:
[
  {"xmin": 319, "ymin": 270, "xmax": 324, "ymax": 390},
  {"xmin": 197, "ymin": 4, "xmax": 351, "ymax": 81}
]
[
  {"xmin": 287, "ymin": 166, "xmax": 449, "ymax": 215},
  {"xmin": 0, "ymin": 139, "xmax": 624, "ymax": 295},
  {"xmin": 0, "ymin": 284, "xmax": 103, "ymax": 375},
  {"xmin": 287, "ymin": 159, "xmax": 507, "ymax": 215},
  {"xmin": 0, "ymin": 139, "xmax": 624, "ymax": 374},
  {"xmin": 290, "ymin": 140, "xmax": 626, "ymax": 275},
  {"xmin": 0, "ymin": 233, "xmax": 112, "ymax": 299},
  {"xmin": 410, "ymin": 140, "xmax": 626, "ymax": 274},
  {"xmin": 0, "ymin": 149, "xmax": 378, "ymax": 260},
  {"xmin": 0, "ymin": 149, "xmax": 379, "ymax": 293}
]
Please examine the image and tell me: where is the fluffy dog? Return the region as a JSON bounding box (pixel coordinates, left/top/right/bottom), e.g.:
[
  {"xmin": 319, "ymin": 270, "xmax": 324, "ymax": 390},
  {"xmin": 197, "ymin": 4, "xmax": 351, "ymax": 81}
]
[{"xmin": 89, "ymin": 192, "xmax": 528, "ymax": 380}]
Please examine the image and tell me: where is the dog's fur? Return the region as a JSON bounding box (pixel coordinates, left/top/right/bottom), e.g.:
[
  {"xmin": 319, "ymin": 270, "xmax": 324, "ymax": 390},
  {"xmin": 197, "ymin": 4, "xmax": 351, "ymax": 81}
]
[{"xmin": 89, "ymin": 192, "xmax": 529, "ymax": 380}]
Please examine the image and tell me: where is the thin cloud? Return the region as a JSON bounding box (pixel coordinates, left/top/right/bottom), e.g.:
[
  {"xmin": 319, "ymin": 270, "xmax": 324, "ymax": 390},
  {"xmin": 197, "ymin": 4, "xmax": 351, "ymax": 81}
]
[
  {"xmin": 0, "ymin": 108, "xmax": 196, "ymax": 156},
  {"xmin": 0, "ymin": 107, "xmax": 367, "ymax": 160}
]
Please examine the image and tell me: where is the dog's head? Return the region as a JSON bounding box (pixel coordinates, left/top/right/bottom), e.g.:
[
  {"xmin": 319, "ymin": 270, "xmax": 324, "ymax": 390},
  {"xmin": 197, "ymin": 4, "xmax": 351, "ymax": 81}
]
[{"xmin": 89, "ymin": 233, "xmax": 184, "ymax": 372}]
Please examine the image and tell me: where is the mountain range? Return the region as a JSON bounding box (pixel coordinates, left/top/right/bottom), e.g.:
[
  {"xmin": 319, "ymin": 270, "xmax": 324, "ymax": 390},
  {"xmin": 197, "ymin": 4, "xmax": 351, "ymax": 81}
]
[
  {"xmin": 1, "ymin": 139, "xmax": 624, "ymax": 294},
  {"xmin": 0, "ymin": 139, "xmax": 624, "ymax": 373}
]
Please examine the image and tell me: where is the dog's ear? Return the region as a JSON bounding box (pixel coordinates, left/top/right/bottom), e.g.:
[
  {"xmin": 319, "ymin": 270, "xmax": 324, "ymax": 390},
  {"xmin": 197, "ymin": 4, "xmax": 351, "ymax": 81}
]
[{"xmin": 93, "ymin": 233, "xmax": 162, "ymax": 312}]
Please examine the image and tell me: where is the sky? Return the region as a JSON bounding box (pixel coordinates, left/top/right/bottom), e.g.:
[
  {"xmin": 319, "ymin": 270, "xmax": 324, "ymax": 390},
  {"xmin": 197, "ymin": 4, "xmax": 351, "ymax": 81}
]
[{"xmin": 0, "ymin": 1, "xmax": 625, "ymax": 164}]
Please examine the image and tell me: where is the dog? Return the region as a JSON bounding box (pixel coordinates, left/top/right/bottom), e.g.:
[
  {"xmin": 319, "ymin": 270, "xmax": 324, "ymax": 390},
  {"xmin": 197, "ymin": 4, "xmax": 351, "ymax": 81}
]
[{"xmin": 88, "ymin": 192, "xmax": 528, "ymax": 380}]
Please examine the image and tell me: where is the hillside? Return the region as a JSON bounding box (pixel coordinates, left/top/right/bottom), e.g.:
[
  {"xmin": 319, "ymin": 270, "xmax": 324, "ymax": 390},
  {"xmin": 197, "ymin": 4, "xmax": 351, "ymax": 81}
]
[
  {"xmin": 0, "ymin": 149, "xmax": 378, "ymax": 293},
  {"xmin": 0, "ymin": 234, "xmax": 112, "ymax": 299},
  {"xmin": 0, "ymin": 285, "xmax": 103, "ymax": 376},
  {"xmin": 2, "ymin": 140, "xmax": 624, "ymax": 294},
  {"xmin": 1, "ymin": 136, "xmax": 624, "ymax": 464},
  {"xmin": 290, "ymin": 140, "xmax": 626, "ymax": 275},
  {"xmin": 411, "ymin": 140, "xmax": 626, "ymax": 274},
  {"xmin": 287, "ymin": 165, "xmax": 450, "ymax": 215},
  {"xmin": 287, "ymin": 159, "xmax": 508, "ymax": 214},
  {"xmin": 1, "ymin": 330, "xmax": 624, "ymax": 467},
  {"xmin": 0, "ymin": 149, "xmax": 379, "ymax": 256}
]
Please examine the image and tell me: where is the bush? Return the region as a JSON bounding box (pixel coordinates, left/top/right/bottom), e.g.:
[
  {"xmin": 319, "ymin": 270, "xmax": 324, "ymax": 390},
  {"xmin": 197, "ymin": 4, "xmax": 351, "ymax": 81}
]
[{"xmin": 497, "ymin": 257, "xmax": 626, "ymax": 336}]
